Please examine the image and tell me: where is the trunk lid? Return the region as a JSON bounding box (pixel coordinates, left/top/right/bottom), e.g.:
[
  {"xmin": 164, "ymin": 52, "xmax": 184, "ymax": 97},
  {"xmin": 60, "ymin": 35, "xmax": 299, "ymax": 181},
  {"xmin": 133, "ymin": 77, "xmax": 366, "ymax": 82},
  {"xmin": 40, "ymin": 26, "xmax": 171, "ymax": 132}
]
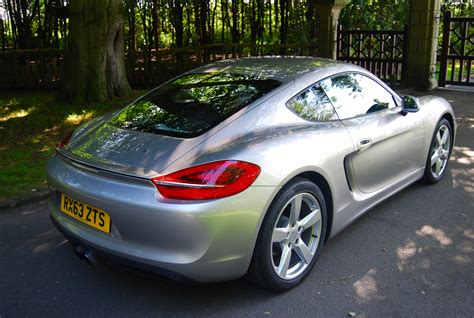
[{"xmin": 60, "ymin": 122, "xmax": 197, "ymax": 178}]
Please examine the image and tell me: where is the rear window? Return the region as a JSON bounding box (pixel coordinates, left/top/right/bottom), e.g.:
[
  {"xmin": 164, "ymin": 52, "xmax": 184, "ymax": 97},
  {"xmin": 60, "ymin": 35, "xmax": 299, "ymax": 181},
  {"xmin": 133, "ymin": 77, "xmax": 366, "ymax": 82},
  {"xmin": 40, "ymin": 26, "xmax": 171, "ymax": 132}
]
[{"xmin": 110, "ymin": 73, "xmax": 282, "ymax": 138}]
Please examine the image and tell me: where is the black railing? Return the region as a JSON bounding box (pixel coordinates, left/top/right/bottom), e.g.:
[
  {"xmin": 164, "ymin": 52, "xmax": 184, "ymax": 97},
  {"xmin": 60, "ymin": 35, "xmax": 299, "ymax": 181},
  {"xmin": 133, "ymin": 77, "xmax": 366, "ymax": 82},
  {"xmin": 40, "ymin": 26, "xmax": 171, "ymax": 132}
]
[
  {"xmin": 0, "ymin": 43, "xmax": 316, "ymax": 89},
  {"xmin": 439, "ymin": 11, "xmax": 474, "ymax": 87},
  {"xmin": 337, "ymin": 25, "xmax": 408, "ymax": 82}
]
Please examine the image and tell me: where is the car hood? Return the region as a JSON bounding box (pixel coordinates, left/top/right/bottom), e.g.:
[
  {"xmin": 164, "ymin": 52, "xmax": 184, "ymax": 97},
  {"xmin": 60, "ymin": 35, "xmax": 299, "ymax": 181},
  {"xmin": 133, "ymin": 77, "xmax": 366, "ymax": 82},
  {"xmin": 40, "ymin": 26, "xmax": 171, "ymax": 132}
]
[{"xmin": 59, "ymin": 120, "xmax": 198, "ymax": 178}]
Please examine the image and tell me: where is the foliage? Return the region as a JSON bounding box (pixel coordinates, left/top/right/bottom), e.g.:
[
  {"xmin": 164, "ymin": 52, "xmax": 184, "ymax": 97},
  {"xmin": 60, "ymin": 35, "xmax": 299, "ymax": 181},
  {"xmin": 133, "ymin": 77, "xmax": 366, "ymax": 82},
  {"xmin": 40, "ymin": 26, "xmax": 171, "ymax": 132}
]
[
  {"xmin": 0, "ymin": 0, "xmax": 314, "ymax": 50},
  {"xmin": 441, "ymin": 0, "xmax": 474, "ymax": 17},
  {"xmin": 0, "ymin": 0, "xmax": 473, "ymax": 51},
  {"xmin": 340, "ymin": 0, "xmax": 409, "ymax": 30},
  {"xmin": 340, "ymin": 0, "xmax": 474, "ymax": 31}
]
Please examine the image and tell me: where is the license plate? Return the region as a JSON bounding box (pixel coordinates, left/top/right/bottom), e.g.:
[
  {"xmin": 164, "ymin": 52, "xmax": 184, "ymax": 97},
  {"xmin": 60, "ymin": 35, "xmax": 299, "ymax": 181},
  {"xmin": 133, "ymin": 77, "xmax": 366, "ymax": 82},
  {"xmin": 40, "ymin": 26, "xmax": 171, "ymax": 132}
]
[{"xmin": 60, "ymin": 194, "xmax": 111, "ymax": 233}]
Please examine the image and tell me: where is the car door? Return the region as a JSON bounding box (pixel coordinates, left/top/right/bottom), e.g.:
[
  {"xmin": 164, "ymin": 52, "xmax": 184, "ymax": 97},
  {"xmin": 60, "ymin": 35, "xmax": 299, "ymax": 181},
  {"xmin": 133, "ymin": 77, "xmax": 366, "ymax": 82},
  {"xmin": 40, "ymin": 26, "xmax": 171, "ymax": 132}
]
[{"xmin": 320, "ymin": 73, "xmax": 425, "ymax": 194}]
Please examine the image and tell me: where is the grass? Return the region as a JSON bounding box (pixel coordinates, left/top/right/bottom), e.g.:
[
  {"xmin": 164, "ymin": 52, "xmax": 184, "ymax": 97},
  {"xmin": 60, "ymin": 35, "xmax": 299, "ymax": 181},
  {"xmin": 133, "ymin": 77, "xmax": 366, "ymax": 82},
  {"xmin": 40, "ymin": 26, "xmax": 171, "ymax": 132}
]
[
  {"xmin": 436, "ymin": 60, "xmax": 474, "ymax": 83},
  {"xmin": 0, "ymin": 90, "xmax": 146, "ymax": 200}
]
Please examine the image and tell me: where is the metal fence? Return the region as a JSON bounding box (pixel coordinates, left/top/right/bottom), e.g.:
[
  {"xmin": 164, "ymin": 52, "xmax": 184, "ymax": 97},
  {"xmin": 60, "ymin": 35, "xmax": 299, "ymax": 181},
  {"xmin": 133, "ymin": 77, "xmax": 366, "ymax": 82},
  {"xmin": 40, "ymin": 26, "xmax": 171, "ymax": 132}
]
[
  {"xmin": 439, "ymin": 11, "xmax": 474, "ymax": 87},
  {"xmin": 336, "ymin": 25, "xmax": 408, "ymax": 82}
]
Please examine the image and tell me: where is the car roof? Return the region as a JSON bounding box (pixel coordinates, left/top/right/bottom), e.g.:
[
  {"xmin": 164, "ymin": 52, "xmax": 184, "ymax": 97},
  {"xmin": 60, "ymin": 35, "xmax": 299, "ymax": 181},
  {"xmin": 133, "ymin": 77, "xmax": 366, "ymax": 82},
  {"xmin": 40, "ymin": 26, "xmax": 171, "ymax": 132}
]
[{"xmin": 188, "ymin": 56, "xmax": 364, "ymax": 83}]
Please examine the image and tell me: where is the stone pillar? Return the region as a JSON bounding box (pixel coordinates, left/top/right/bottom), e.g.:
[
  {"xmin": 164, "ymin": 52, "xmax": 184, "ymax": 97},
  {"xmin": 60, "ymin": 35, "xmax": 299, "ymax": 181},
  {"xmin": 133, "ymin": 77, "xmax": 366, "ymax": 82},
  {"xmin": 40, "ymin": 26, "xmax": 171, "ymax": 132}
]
[
  {"xmin": 314, "ymin": 0, "xmax": 350, "ymax": 59},
  {"xmin": 405, "ymin": 0, "xmax": 441, "ymax": 90}
]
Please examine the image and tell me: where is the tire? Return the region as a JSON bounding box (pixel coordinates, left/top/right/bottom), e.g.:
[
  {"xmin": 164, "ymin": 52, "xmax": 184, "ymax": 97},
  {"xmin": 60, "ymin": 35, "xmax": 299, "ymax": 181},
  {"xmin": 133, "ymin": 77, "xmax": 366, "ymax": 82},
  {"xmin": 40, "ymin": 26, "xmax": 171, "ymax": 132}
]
[
  {"xmin": 422, "ymin": 118, "xmax": 453, "ymax": 184},
  {"xmin": 247, "ymin": 177, "xmax": 327, "ymax": 291}
]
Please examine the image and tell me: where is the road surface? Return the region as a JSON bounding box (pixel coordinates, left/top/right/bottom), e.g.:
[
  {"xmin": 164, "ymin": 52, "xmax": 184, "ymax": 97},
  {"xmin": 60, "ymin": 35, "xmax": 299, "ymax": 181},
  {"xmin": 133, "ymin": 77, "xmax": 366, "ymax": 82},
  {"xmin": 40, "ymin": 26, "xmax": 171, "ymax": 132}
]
[{"xmin": 1, "ymin": 88, "xmax": 473, "ymax": 317}]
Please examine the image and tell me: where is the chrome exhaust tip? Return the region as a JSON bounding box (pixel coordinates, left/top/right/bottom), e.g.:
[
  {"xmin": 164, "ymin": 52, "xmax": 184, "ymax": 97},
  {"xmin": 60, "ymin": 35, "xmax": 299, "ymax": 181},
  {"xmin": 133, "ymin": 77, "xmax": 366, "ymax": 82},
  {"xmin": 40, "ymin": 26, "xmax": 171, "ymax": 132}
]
[{"xmin": 73, "ymin": 244, "xmax": 97, "ymax": 266}]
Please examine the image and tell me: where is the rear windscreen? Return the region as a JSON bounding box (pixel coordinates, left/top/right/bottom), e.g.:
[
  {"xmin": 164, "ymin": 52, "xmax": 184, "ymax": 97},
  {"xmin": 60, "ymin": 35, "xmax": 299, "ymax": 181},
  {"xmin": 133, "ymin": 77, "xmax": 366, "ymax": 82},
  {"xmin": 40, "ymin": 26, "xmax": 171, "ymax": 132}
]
[{"xmin": 110, "ymin": 72, "xmax": 282, "ymax": 138}]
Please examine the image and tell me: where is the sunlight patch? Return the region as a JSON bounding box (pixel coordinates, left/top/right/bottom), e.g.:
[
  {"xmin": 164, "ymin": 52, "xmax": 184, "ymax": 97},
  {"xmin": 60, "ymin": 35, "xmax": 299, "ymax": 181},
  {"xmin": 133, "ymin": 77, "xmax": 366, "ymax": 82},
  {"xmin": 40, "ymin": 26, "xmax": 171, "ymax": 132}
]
[
  {"xmin": 65, "ymin": 111, "xmax": 95, "ymax": 125},
  {"xmin": 40, "ymin": 145, "xmax": 51, "ymax": 152},
  {"xmin": 464, "ymin": 229, "xmax": 474, "ymax": 240},
  {"xmin": 353, "ymin": 269, "xmax": 380, "ymax": 301},
  {"xmin": 397, "ymin": 241, "xmax": 418, "ymax": 262},
  {"xmin": 463, "ymin": 116, "xmax": 474, "ymax": 129},
  {"xmin": 451, "ymin": 167, "xmax": 474, "ymax": 193},
  {"xmin": 0, "ymin": 107, "xmax": 35, "ymax": 122},
  {"xmin": 451, "ymin": 146, "xmax": 474, "ymax": 166},
  {"xmin": 454, "ymin": 255, "xmax": 471, "ymax": 265},
  {"xmin": 396, "ymin": 241, "xmax": 425, "ymax": 271},
  {"xmin": 43, "ymin": 125, "xmax": 60, "ymax": 133},
  {"xmin": 458, "ymin": 241, "xmax": 473, "ymax": 253},
  {"xmin": 416, "ymin": 225, "xmax": 453, "ymax": 246}
]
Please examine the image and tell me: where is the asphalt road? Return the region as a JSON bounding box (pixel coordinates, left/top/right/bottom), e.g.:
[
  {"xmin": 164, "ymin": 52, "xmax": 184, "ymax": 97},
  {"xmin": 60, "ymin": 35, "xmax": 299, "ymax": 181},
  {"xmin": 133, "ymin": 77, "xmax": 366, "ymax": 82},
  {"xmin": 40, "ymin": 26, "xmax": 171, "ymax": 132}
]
[{"xmin": 1, "ymin": 88, "xmax": 473, "ymax": 317}]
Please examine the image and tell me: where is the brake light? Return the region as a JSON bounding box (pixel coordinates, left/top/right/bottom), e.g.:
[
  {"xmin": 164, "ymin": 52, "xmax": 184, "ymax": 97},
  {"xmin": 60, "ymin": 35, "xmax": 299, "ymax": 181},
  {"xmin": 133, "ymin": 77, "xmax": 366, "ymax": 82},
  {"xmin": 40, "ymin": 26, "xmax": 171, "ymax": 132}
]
[
  {"xmin": 57, "ymin": 131, "xmax": 73, "ymax": 148},
  {"xmin": 151, "ymin": 160, "xmax": 261, "ymax": 200}
]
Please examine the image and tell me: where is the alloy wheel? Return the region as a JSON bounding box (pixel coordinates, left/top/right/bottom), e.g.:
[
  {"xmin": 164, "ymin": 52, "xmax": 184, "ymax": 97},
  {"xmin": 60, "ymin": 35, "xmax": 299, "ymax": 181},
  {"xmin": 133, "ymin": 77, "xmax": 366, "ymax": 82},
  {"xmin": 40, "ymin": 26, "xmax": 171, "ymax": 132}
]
[
  {"xmin": 271, "ymin": 192, "xmax": 322, "ymax": 280},
  {"xmin": 430, "ymin": 124, "xmax": 451, "ymax": 178}
]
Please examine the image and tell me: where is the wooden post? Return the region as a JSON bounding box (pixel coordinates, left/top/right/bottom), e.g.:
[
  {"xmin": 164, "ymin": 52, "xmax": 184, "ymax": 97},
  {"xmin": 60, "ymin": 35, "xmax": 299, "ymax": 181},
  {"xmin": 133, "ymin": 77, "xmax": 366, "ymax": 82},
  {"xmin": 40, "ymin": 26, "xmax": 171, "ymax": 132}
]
[
  {"xmin": 438, "ymin": 11, "xmax": 451, "ymax": 87},
  {"xmin": 0, "ymin": 18, "xmax": 5, "ymax": 51},
  {"xmin": 314, "ymin": 0, "xmax": 350, "ymax": 59},
  {"xmin": 401, "ymin": 24, "xmax": 409, "ymax": 81},
  {"xmin": 336, "ymin": 24, "xmax": 342, "ymax": 60}
]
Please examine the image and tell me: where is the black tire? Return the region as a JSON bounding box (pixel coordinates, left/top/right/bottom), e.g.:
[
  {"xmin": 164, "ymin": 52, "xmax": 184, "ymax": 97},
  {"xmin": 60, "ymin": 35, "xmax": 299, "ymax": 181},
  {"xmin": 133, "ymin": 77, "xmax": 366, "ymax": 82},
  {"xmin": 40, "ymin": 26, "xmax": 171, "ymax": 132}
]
[
  {"xmin": 422, "ymin": 118, "xmax": 453, "ymax": 184},
  {"xmin": 247, "ymin": 177, "xmax": 327, "ymax": 291}
]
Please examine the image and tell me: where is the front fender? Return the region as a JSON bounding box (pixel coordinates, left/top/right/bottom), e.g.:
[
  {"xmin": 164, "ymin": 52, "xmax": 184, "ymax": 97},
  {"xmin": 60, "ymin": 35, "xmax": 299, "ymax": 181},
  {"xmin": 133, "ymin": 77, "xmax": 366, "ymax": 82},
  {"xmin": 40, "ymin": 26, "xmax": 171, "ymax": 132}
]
[{"xmin": 417, "ymin": 96, "xmax": 457, "ymax": 161}]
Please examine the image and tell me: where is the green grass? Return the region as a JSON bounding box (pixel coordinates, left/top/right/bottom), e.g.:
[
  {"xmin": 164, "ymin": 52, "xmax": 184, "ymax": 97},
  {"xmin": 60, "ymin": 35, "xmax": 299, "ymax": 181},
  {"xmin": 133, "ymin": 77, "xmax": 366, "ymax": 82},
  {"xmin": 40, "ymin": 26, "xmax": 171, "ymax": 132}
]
[
  {"xmin": 0, "ymin": 90, "xmax": 146, "ymax": 200},
  {"xmin": 436, "ymin": 60, "xmax": 474, "ymax": 83}
]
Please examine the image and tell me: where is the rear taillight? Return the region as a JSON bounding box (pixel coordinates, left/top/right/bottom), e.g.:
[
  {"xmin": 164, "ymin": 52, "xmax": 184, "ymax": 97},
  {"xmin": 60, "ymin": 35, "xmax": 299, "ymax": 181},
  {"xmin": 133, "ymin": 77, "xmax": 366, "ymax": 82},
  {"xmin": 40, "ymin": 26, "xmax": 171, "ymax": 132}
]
[
  {"xmin": 57, "ymin": 131, "xmax": 74, "ymax": 149},
  {"xmin": 151, "ymin": 160, "xmax": 261, "ymax": 200}
]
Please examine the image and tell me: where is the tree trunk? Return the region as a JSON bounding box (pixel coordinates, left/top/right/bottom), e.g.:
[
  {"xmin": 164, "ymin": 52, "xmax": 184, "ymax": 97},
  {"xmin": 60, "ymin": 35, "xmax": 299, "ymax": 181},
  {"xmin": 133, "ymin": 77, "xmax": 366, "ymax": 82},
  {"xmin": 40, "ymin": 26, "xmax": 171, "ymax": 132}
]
[
  {"xmin": 0, "ymin": 19, "xmax": 5, "ymax": 51},
  {"xmin": 230, "ymin": 0, "xmax": 240, "ymax": 44},
  {"xmin": 279, "ymin": 0, "xmax": 289, "ymax": 54},
  {"xmin": 306, "ymin": 0, "xmax": 316, "ymax": 48},
  {"xmin": 5, "ymin": 0, "xmax": 40, "ymax": 49},
  {"xmin": 150, "ymin": 0, "xmax": 160, "ymax": 50},
  {"xmin": 63, "ymin": 0, "xmax": 131, "ymax": 102},
  {"xmin": 169, "ymin": 0, "xmax": 184, "ymax": 48}
]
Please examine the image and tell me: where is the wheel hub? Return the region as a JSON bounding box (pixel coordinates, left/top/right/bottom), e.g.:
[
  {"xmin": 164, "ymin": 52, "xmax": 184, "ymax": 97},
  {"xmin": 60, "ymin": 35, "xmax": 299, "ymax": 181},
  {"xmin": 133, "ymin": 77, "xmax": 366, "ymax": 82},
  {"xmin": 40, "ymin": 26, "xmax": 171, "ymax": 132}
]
[{"xmin": 289, "ymin": 229, "xmax": 299, "ymax": 242}]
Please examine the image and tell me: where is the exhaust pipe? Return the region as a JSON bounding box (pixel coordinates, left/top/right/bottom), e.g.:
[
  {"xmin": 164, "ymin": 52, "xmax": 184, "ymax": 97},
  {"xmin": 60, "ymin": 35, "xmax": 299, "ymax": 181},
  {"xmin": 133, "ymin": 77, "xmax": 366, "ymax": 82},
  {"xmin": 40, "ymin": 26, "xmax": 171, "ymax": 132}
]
[{"xmin": 73, "ymin": 244, "xmax": 97, "ymax": 265}]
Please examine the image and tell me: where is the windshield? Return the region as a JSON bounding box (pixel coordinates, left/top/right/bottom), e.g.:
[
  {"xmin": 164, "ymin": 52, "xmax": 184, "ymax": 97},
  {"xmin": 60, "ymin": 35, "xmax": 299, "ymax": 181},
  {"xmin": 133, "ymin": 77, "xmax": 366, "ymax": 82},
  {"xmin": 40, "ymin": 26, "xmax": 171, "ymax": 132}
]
[{"xmin": 110, "ymin": 72, "xmax": 282, "ymax": 138}]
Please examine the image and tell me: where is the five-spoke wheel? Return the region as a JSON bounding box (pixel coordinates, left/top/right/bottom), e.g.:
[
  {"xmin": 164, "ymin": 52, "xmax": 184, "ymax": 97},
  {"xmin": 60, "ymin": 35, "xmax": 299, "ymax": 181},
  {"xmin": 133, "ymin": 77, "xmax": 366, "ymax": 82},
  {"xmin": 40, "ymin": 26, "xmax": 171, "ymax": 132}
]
[
  {"xmin": 271, "ymin": 192, "xmax": 322, "ymax": 280},
  {"xmin": 423, "ymin": 118, "xmax": 453, "ymax": 183},
  {"xmin": 247, "ymin": 178, "xmax": 326, "ymax": 291},
  {"xmin": 430, "ymin": 123, "xmax": 451, "ymax": 178}
]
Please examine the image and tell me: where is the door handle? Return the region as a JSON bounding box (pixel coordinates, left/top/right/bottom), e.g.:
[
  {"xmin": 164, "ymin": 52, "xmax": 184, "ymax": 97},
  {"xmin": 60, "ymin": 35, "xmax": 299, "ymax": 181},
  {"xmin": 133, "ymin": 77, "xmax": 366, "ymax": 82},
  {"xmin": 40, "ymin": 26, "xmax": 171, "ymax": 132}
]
[{"xmin": 357, "ymin": 138, "xmax": 372, "ymax": 152}]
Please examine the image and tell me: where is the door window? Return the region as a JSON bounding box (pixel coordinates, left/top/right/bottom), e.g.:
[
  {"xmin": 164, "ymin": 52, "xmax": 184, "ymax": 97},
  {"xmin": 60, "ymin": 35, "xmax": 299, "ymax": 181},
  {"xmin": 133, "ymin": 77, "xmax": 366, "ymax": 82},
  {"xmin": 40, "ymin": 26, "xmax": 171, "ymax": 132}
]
[{"xmin": 320, "ymin": 73, "xmax": 396, "ymax": 120}]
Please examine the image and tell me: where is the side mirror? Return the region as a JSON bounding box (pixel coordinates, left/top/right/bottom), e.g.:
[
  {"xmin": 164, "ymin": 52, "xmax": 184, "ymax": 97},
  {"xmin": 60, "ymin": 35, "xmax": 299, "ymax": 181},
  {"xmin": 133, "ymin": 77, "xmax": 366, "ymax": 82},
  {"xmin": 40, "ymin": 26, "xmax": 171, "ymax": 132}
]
[{"xmin": 401, "ymin": 95, "xmax": 420, "ymax": 115}]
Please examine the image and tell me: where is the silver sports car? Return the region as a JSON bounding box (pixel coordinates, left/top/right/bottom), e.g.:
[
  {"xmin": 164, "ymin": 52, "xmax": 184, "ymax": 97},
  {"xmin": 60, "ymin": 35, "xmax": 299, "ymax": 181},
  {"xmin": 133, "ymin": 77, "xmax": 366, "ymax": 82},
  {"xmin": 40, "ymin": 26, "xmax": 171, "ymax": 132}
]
[{"xmin": 47, "ymin": 57, "xmax": 455, "ymax": 290}]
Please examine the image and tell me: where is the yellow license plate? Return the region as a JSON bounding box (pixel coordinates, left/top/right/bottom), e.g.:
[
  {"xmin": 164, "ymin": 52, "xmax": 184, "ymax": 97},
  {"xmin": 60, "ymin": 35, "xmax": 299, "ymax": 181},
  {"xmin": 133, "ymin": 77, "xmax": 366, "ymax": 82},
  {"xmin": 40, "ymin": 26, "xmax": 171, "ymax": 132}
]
[{"xmin": 60, "ymin": 194, "xmax": 111, "ymax": 233}]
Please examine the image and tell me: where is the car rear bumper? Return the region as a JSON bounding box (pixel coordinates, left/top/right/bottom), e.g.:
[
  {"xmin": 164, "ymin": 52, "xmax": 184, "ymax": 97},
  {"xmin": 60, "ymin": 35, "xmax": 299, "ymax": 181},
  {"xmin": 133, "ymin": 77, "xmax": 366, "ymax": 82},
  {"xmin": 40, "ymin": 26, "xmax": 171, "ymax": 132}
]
[
  {"xmin": 50, "ymin": 214, "xmax": 198, "ymax": 282},
  {"xmin": 47, "ymin": 154, "xmax": 277, "ymax": 282}
]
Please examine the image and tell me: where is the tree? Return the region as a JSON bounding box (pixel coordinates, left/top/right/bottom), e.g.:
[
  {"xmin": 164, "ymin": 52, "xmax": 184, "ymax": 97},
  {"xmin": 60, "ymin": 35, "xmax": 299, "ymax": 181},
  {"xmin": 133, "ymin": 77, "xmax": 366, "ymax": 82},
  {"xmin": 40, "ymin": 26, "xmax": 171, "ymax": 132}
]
[
  {"xmin": 63, "ymin": 0, "xmax": 131, "ymax": 102},
  {"xmin": 5, "ymin": 0, "xmax": 40, "ymax": 49},
  {"xmin": 168, "ymin": 0, "xmax": 184, "ymax": 47}
]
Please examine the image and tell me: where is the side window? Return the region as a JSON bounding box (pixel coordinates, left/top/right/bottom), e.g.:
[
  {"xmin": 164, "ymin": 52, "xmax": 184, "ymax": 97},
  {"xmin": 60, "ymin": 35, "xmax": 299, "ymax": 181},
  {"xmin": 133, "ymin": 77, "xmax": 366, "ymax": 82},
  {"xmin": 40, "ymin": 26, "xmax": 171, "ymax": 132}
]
[
  {"xmin": 320, "ymin": 73, "xmax": 396, "ymax": 120},
  {"xmin": 286, "ymin": 84, "xmax": 338, "ymax": 122}
]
